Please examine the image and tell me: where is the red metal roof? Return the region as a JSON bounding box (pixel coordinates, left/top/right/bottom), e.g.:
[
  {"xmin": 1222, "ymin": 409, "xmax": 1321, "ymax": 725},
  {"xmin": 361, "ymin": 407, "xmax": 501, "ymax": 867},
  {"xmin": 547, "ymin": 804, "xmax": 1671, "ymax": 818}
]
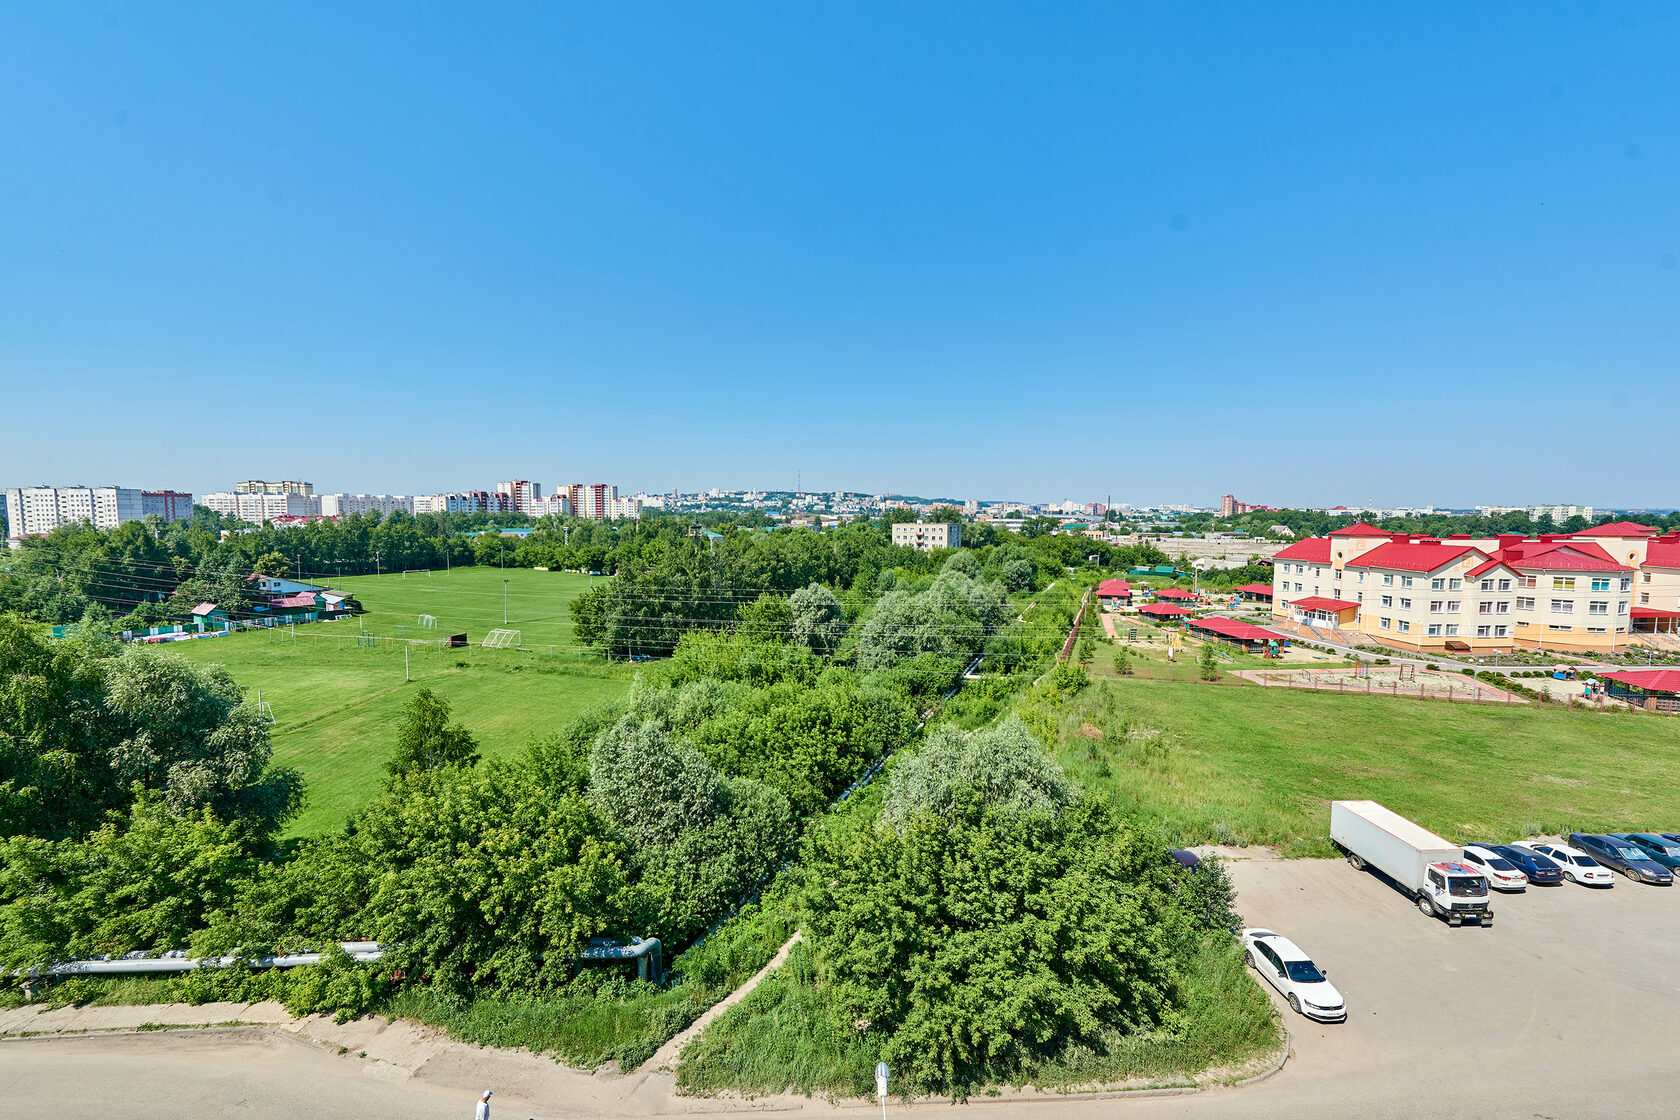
[
  {"xmin": 1576, "ymin": 521, "xmax": 1658, "ymax": 537},
  {"xmin": 192, "ymin": 602, "xmax": 219, "ymax": 615},
  {"xmin": 1138, "ymin": 603, "xmax": 1194, "ymax": 617},
  {"xmin": 1234, "ymin": 583, "xmax": 1275, "ymax": 595},
  {"xmin": 1632, "ymin": 607, "xmax": 1680, "ymax": 619},
  {"xmin": 1600, "ymin": 669, "xmax": 1680, "ymax": 694},
  {"xmin": 1096, "ymin": 579, "xmax": 1131, "ymax": 596},
  {"xmin": 1154, "ymin": 588, "xmax": 1197, "ymax": 599},
  {"xmin": 1190, "ymin": 616, "xmax": 1288, "ymax": 642},
  {"xmin": 1329, "ymin": 522, "xmax": 1388, "ymax": 536},
  {"xmin": 1644, "ymin": 538, "xmax": 1680, "ymax": 568},
  {"xmin": 271, "ymin": 592, "xmax": 321, "ymax": 608},
  {"xmin": 1344, "ymin": 540, "xmax": 1482, "ymax": 573},
  {"xmin": 1273, "ymin": 537, "xmax": 1331, "ymax": 562},
  {"xmin": 1290, "ymin": 596, "xmax": 1360, "ymax": 612},
  {"xmin": 1487, "ymin": 543, "xmax": 1631, "ymax": 573}
]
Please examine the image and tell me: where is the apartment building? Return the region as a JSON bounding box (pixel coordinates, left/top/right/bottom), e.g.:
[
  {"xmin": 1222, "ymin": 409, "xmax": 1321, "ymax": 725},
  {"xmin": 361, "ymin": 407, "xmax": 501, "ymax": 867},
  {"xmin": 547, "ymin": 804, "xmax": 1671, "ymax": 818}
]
[
  {"xmin": 529, "ymin": 493, "xmax": 573, "ymax": 518},
  {"xmin": 1271, "ymin": 523, "xmax": 1639, "ymax": 654},
  {"xmin": 236, "ymin": 480, "xmax": 314, "ymax": 496},
  {"xmin": 142, "ymin": 490, "xmax": 195, "ymax": 522},
  {"xmin": 566, "ymin": 483, "xmax": 617, "ymax": 520},
  {"xmin": 203, "ymin": 491, "xmax": 322, "ymax": 522},
  {"xmin": 5, "ymin": 485, "xmax": 146, "ymax": 544},
  {"xmin": 891, "ymin": 521, "xmax": 963, "ymax": 552},
  {"xmin": 496, "ymin": 480, "xmax": 543, "ymax": 515}
]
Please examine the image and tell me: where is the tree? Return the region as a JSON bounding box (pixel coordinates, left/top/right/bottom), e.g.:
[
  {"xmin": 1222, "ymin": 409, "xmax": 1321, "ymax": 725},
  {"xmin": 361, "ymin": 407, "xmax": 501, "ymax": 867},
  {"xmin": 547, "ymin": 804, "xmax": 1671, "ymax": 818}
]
[
  {"xmin": 878, "ymin": 716, "xmax": 1077, "ymax": 833},
  {"xmin": 735, "ymin": 593, "xmax": 793, "ymax": 641},
  {"xmin": 385, "ymin": 688, "xmax": 480, "ymax": 777},
  {"xmin": 788, "ymin": 583, "xmax": 846, "ymax": 654},
  {"xmin": 1077, "ymin": 636, "xmax": 1095, "ymax": 667},
  {"xmin": 1198, "ymin": 643, "xmax": 1219, "ymax": 681},
  {"xmin": 801, "ymin": 795, "xmax": 1190, "ymax": 1097},
  {"xmin": 253, "ymin": 551, "xmax": 292, "ymax": 578},
  {"xmin": 1001, "ymin": 557, "xmax": 1035, "ymax": 592},
  {"xmin": 1112, "ymin": 647, "xmax": 1133, "ymax": 676}
]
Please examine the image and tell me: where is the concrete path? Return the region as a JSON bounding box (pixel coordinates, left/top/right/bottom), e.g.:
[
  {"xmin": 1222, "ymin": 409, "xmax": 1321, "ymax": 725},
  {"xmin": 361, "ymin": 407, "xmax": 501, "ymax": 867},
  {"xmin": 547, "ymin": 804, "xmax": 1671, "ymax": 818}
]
[{"xmin": 636, "ymin": 932, "xmax": 801, "ymax": 1074}]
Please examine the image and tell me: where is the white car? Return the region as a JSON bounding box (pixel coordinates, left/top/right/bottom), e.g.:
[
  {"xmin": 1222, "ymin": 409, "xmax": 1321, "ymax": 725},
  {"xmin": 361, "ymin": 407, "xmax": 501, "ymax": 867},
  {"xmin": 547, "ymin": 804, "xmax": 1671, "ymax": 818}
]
[
  {"xmin": 1460, "ymin": 844, "xmax": 1528, "ymax": 891},
  {"xmin": 1513, "ymin": 841, "xmax": 1615, "ymax": 887},
  {"xmin": 1240, "ymin": 928, "xmax": 1347, "ymax": 1022}
]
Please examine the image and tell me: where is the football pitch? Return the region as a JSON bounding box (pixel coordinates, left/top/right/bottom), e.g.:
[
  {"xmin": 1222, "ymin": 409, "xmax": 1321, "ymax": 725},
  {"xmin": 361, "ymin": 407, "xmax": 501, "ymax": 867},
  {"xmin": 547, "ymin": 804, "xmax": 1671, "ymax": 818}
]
[{"xmin": 165, "ymin": 566, "xmax": 630, "ymax": 836}]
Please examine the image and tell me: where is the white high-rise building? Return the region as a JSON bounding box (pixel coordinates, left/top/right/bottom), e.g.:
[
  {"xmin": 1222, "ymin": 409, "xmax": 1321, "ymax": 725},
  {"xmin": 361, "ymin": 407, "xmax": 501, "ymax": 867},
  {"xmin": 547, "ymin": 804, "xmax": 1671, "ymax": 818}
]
[
  {"xmin": 202, "ymin": 491, "xmax": 321, "ymax": 523},
  {"xmin": 605, "ymin": 495, "xmax": 641, "ymax": 520},
  {"xmin": 6, "ymin": 486, "xmax": 146, "ymax": 545}
]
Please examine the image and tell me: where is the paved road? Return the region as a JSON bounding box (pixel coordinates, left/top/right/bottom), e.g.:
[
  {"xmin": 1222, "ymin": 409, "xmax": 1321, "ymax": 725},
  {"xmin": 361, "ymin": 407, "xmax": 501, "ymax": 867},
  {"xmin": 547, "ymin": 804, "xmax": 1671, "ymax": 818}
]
[{"xmin": 4, "ymin": 857, "xmax": 1677, "ymax": 1119}]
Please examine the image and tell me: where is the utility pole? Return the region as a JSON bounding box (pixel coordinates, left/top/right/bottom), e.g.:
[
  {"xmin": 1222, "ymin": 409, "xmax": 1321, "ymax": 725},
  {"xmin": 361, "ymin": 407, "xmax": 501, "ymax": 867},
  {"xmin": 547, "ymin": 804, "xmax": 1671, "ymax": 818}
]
[{"xmin": 504, "ymin": 578, "xmax": 509, "ymax": 625}]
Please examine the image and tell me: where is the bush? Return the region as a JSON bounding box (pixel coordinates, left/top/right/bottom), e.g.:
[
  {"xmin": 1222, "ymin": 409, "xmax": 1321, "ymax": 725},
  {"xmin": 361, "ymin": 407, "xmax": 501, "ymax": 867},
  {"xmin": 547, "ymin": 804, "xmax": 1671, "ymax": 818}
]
[{"xmin": 878, "ymin": 716, "xmax": 1078, "ymax": 834}]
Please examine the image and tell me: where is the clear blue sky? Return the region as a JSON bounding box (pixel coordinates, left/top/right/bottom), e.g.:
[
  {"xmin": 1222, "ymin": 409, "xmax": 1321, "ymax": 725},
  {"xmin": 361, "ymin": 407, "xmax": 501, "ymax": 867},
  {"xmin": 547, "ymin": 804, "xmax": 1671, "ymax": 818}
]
[{"xmin": 2, "ymin": 3, "xmax": 1675, "ymax": 508}]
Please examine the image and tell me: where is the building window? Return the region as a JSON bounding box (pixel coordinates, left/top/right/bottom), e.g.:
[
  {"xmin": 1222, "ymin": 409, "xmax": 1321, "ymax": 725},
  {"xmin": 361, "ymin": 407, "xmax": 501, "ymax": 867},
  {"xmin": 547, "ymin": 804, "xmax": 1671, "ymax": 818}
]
[
  {"xmin": 1477, "ymin": 625, "xmax": 1491, "ymax": 638},
  {"xmin": 1449, "ymin": 578, "xmax": 1463, "ymax": 590},
  {"xmin": 1380, "ymin": 617, "xmax": 1391, "ymax": 629},
  {"xmin": 1553, "ymin": 577, "xmax": 1576, "ymax": 590},
  {"xmin": 1588, "ymin": 627, "xmax": 1607, "ymax": 633},
  {"xmin": 1521, "ymin": 576, "xmax": 1538, "ymax": 589},
  {"xmin": 1356, "ymin": 592, "xmax": 1364, "ymax": 603},
  {"xmin": 1591, "ymin": 577, "xmax": 1611, "ymax": 592},
  {"xmin": 1621, "ymin": 577, "xmax": 1633, "ymax": 591},
  {"xmin": 1494, "ymin": 625, "xmax": 1509, "ymax": 637},
  {"xmin": 1399, "ymin": 598, "xmax": 1411, "ymax": 610},
  {"xmin": 1618, "ymin": 601, "xmax": 1629, "ymax": 615},
  {"xmin": 1427, "ymin": 624, "xmax": 1442, "ymax": 636},
  {"xmin": 1588, "ymin": 601, "xmax": 1608, "ymax": 615},
  {"xmin": 1447, "ymin": 600, "xmax": 1461, "ymax": 612},
  {"xmin": 1548, "ymin": 624, "xmax": 1571, "ymax": 631},
  {"xmin": 1383, "ymin": 574, "xmax": 1393, "ymax": 586},
  {"xmin": 1402, "ymin": 576, "xmax": 1414, "ymax": 588},
  {"xmin": 1445, "ymin": 624, "xmax": 1459, "ymax": 636},
  {"xmin": 1643, "ymin": 572, "xmax": 1652, "ymax": 584},
  {"xmin": 1550, "ymin": 599, "xmax": 1572, "ymax": 613},
  {"xmin": 1381, "ymin": 595, "xmax": 1393, "ymax": 608},
  {"xmin": 1478, "ymin": 602, "xmax": 1492, "ymax": 614},
  {"xmin": 1480, "ymin": 579, "xmax": 1494, "ymax": 592},
  {"xmin": 1295, "ymin": 582, "xmax": 1304, "ymax": 592},
  {"xmin": 1641, "ymin": 592, "xmax": 1650, "ymax": 604},
  {"xmin": 1516, "ymin": 596, "xmax": 1535, "ymax": 610},
  {"xmin": 1498, "ymin": 579, "xmax": 1511, "ymax": 592},
  {"xmin": 1398, "ymin": 620, "xmax": 1410, "ymax": 633},
  {"xmin": 1430, "ymin": 601, "xmax": 1444, "ymax": 613},
  {"xmin": 1431, "ymin": 578, "xmax": 1445, "ymax": 591}
]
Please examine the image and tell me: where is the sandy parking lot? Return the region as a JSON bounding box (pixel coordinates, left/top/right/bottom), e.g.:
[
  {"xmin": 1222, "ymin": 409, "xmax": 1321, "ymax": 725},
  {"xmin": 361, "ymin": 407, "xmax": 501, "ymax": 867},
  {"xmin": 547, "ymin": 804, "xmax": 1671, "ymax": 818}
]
[{"xmin": 5, "ymin": 855, "xmax": 1679, "ymax": 1120}]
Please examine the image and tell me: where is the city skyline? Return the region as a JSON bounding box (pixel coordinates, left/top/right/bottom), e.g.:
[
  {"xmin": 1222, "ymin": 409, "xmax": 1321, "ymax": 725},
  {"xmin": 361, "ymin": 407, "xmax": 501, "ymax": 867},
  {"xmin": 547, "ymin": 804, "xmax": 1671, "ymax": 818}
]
[{"xmin": 3, "ymin": 6, "xmax": 1677, "ymax": 504}]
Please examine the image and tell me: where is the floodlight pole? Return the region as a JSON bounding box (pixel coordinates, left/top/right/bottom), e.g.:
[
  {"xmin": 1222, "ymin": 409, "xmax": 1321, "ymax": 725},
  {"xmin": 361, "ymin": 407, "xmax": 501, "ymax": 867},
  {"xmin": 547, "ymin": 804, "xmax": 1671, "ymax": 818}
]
[{"xmin": 504, "ymin": 578, "xmax": 509, "ymax": 625}]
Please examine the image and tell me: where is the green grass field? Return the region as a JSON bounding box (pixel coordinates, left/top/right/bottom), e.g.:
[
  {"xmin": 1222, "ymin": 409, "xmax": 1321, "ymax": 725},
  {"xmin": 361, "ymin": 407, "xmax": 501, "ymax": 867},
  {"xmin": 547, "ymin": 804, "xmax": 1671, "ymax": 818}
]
[
  {"xmin": 1051, "ymin": 678, "xmax": 1680, "ymax": 857},
  {"xmin": 166, "ymin": 566, "xmax": 630, "ymax": 836},
  {"xmin": 332, "ymin": 566, "xmax": 599, "ymax": 650}
]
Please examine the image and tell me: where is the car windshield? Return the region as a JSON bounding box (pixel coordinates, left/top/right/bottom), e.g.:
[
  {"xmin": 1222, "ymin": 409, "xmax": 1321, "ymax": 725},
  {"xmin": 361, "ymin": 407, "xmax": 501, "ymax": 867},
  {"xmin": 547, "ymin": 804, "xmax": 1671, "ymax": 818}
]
[
  {"xmin": 1284, "ymin": 960, "xmax": 1326, "ymax": 983},
  {"xmin": 1615, "ymin": 847, "xmax": 1647, "ymax": 862},
  {"xmin": 1484, "ymin": 857, "xmax": 1516, "ymax": 871},
  {"xmin": 1448, "ymin": 875, "xmax": 1486, "ymax": 895}
]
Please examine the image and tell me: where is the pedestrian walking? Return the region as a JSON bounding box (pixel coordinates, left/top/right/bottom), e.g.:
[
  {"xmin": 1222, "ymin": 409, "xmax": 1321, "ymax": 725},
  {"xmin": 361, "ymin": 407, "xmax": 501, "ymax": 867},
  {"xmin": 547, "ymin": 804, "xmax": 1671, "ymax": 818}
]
[{"xmin": 475, "ymin": 1089, "xmax": 493, "ymax": 1120}]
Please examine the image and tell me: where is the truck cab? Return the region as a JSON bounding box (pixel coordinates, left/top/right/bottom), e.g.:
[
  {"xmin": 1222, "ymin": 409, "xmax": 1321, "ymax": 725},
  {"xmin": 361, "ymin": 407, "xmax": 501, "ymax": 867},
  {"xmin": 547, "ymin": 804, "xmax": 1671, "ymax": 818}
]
[{"xmin": 1422, "ymin": 861, "xmax": 1492, "ymax": 925}]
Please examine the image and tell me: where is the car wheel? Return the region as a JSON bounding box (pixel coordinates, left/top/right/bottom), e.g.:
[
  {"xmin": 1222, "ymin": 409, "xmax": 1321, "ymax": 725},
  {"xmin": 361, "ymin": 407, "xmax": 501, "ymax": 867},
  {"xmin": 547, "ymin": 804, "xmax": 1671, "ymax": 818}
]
[
  {"xmin": 1246, "ymin": 951, "xmax": 1256, "ymax": 970},
  {"xmin": 1625, "ymin": 866, "xmax": 1640, "ymax": 881},
  {"xmin": 1348, "ymin": 852, "xmax": 1365, "ymax": 871},
  {"xmin": 1288, "ymin": 993, "xmax": 1302, "ymax": 1016},
  {"xmin": 1417, "ymin": 895, "xmax": 1434, "ymax": 917}
]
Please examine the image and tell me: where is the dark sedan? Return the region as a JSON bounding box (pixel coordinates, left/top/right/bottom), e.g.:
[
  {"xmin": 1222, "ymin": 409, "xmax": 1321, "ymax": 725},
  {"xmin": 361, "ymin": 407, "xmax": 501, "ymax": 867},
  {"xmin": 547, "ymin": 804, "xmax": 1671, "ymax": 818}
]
[
  {"xmin": 1484, "ymin": 844, "xmax": 1565, "ymax": 885},
  {"xmin": 1616, "ymin": 834, "xmax": 1680, "ymax": 871},
  {"xmin": 1570, "ymin": 833, "xmax": 1674, "ymax": 885}
]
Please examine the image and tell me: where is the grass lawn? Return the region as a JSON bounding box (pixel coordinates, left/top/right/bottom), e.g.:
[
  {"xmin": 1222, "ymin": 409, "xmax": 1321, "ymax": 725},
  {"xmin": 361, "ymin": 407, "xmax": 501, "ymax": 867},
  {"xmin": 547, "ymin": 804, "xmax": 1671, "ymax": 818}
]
[
  {"xmin": 331, "ymin": 566, "xmax": 598, "ymax": 651},
  {"xmin": 166, "ymin": 566, "xmax": 630, "ymax": 836},
  {"xmin": 1051, "ymin": 677, "xmax": 1680, "ymax": 857}
]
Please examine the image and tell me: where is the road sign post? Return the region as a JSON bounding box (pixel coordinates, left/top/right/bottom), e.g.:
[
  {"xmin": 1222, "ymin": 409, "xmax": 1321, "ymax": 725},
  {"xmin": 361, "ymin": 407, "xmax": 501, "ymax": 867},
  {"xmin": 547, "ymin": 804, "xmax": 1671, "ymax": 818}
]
[{"xmin": 875, "ymin": 1061, "xmax": 889, "ymax": 1120}]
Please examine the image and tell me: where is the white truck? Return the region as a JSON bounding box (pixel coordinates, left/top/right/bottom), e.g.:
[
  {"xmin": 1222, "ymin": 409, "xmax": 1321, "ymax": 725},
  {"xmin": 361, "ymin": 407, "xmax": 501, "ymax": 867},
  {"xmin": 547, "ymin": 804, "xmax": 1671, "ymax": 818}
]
[{"xmin": 1330, "ymin": 800, "xmax": 1492, "ymax": 927}]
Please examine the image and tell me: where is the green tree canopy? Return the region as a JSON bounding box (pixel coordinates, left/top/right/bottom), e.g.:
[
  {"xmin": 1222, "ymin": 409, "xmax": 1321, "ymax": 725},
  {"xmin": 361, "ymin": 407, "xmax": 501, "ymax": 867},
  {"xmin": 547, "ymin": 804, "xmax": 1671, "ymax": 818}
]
[{"xmin": 385, "ymin": 687, "xmax": 481, "ymax": 777}]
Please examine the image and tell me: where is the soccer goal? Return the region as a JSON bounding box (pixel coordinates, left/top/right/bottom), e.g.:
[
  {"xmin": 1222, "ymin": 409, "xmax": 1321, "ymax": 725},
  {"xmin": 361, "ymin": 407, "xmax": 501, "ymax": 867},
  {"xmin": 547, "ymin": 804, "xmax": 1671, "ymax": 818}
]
[
  {"xmin": 402, "ymin": 569, "xmax": 431, "ymax": 579},
  {"xmin": 482, "ymin": 629, "xmax": 522, "ymax": 649},
  {"xmin": 418, "ymin": 614, "xmax": 437, "ymax": 628}
]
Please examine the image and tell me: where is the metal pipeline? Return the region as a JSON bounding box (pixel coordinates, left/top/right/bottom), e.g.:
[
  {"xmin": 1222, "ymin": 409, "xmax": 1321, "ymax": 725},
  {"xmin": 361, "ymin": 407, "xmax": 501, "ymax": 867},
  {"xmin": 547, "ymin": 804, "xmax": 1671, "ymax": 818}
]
[{"xmin": 23, "ymin": 942, "xmax": 387, "ymax": 978}]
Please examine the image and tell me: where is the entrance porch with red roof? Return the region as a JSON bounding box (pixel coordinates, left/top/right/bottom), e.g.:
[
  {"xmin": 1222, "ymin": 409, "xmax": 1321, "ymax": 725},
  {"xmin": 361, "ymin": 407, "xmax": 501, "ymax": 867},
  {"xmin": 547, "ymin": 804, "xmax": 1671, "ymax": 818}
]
[
  {"xmin": 1286, "ymin": 595, "xmax": 1360, "ymax": 628},
  {"xmin": 1632, "ymin": 606, "xmax": 1680, "ymax": 634},
  {"xmin": 1234, "ymin": 583, "xmax": 1274, "ymax": 602}
]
